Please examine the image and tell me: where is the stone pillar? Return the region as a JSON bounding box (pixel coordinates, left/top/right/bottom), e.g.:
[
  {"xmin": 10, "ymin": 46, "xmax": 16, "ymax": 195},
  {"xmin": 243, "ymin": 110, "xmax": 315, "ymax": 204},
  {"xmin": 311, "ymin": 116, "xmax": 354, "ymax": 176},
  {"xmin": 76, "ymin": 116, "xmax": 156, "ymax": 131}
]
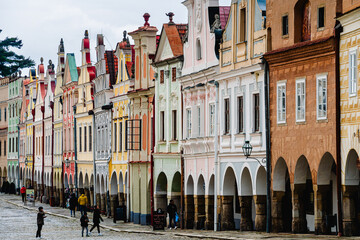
[
  {"xmin": 272, "ymin": 191, "xmax": 284, "ymax": 232},
  {"xmin": 292, "ymin": 184, "xmax": 307, "ymax": 233},
  {"xmin": 240, "ymin": 196, "xmax": 253, "ymax": 231},
  {"xmin": 89, "ymin": 189, "xmax": 94, "ymax": 207},
  {"xmin": 101, "ymin": 193, "xmax": 106, "ymax": 213},
  {"xmin": 194, "ymin": 195, "xmax": 205, "ymax": 229},
  {"xmin": 59, "ymin": 188, "xmax": 64, "ymax": 207},
  {"xmin": 314, "ymin": 185, "xmax": 327, "ymax": 234},
  {"xmin": 342, "ymin": 185, "xmax": 359, "ymax": 236},
  {"xmin": 84, "ymin": 188, "xmax": 90, "ymax": 206},
  {"xmin": 118, "ymin": 192, "xmax": 123, "ymax": 206},
  {"xmin": 96, "ymin": 193, "xmax": 101, "ymax": 209},
  {"xmin": 184, "ymin": 195, "xmax": 194, "ymax": 229},
  {"xmin": 254, "ymin": 195, "xmax": 266, "ymax": 231},
  {"xmin": 110, "ymin": 194, "xmax": 118, "ymax": 218},
  {"xmin": 221, "ymin": 195, "xmax": 234, "ymax": 230},
  {"xmin": 205, "ymin": 195, "xmax": 214, "ymax": 230},
  {"xmin": 33, "ymin": 181, "xmax": 37, "ymax": 200}
]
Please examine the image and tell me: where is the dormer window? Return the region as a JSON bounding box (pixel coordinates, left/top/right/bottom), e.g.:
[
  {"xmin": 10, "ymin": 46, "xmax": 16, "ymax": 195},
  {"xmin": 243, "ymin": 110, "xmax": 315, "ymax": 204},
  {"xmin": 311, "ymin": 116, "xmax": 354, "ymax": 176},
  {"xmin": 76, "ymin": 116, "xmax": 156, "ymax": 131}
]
[
  {"xmin": 294, "ymin": 0, "xmax": 311, "ymax": 42},
  {"xmin": 239, "ymin": 7, "xmax": 246, "ymax": 42},
  {"xmin": 196, "ymin": 39, "xmax": 202, "ymax": 60},
  {"xmin": 318, "ymin": 6, "xmax": 325, "ymax": 29},
  {"xmin": 282, "ymin": 15, "xmax": 289, "ymax": 37}
]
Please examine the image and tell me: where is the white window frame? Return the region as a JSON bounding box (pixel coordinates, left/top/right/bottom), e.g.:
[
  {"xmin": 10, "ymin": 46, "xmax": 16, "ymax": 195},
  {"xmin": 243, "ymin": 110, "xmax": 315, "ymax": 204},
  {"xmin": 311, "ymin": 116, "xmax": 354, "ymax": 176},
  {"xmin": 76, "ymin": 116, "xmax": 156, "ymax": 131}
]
[
  {"xmin": 316, "ymin": 73, "xmax": 328, "ymax": 120},
  {"xmin": 186, "ymin": 108, "xmax": 192, "ymax": 139},
  {"xmin": 295, "ymin": 78, "xmax": 306, "ymax": 122},
  {"xmin": 277, "ymin": 81, "xmax": 287, "ymax": 124},
  {"xmin": 349, "ymin": 48, "xmax": 357, "ymax": 97}
]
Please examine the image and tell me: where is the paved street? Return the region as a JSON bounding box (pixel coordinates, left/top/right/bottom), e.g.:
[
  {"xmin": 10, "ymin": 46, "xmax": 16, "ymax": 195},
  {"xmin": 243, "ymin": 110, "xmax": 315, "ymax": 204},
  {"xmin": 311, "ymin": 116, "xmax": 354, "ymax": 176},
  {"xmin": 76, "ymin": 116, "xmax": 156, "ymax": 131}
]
[
  {"xmin": 1, "ymin": 193, "xmax": 360, "ymax": 240},
  {"xmin": 0, "ymin": 195, "xmax": 192, "ymax": 240}
]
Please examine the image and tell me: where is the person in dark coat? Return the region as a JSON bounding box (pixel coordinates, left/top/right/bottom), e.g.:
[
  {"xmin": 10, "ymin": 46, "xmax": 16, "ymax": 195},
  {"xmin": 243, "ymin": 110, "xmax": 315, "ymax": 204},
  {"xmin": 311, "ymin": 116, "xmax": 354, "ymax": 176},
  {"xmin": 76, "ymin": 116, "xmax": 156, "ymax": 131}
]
[
  {"xmin": 167, "ymin": 199, "xmax": 177, "ymax": 229},
  {"xmin": 89, "ymin": 206, "xmax": 103, "ymax": 236},
  {"xmin": 69, "ymin": 193, "xmax": 77, "ymax": 217},
  {"xmin": 36, "ymin": 206, "xmax": 46, "ymax": 239},
  {"xmin": 80, "ymin": 212, "xmax": 89, "ymax": 237}
]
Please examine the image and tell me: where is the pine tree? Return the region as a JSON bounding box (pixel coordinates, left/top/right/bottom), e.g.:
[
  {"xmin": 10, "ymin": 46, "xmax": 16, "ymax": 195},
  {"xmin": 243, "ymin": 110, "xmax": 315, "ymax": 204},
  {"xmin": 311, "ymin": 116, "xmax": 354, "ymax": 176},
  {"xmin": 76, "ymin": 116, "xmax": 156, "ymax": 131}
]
[{"xmin": 0, "ymin": 29, "xmax": 35, "ymax": 77}]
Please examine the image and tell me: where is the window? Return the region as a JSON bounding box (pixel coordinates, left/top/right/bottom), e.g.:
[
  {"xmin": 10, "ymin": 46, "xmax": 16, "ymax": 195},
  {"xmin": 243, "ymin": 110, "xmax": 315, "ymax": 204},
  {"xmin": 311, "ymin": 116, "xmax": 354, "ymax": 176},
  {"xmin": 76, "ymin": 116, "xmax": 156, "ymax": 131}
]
[
  {"xmin": 79, "ymin": 127, "xmax": 82, "ymax": 152},
  {"xmin": 4, "ymin": 108, "xmax": 6, "ymax": 121},
  {"xmin": 160, "ymin": 70, "xmax": 164, "ymax": 84},
  {"xmin": 197, "ymin": 106, "xmax": 201, "ymax": 137},
  {"xmin": 113, "ymin": 123, "xmax": 117, "ymax": 152},
  {"xmin": 172, "ymin": 67, "xmax": 177, "ymax": 82},
  {"xmin": 239, "ymin": 8, "xmax": 246, "ymax": 42},
  {"xmin": 125, "ymin": 119, "xmax": 142, "ymax": 150},
  {"xmin": 254, "ymin": 94, "xmax": 260, "ymax": 132},
  {"xmin": 296, "ymin": 79, "xmax": 306, "ymax": 122},
  {"xmin": 317, "ymin": 74, "xmax": 327, "ymax": 120},
  {"xmin": 0, "ymin": 141, "xmax": 2, "ymax": 156},
  {"xmin": 186, "ymin": 109, "xmax": 192, "ymax": 139},
  {"xmin": 89, "ymin": 126, "xmax": 92, "ymax": 151},
  {"xmin": 224, "ymin": 98, "xmax": 230, "ymax": 134},
  {"xmin": 172, "ymin": 110, "xmax": 177, "ymax": 140},
  {"xmin": 282, "ymin": 15, "xmax": 289, "ymax": 36},
  {"xmin": 196, "ymin": 39, "xmax": 202, "ymax": 60},
  {"xmin": 277, "ymin": 82, "xmax": 286, "ymax": 123},
  {"xmin": 160, "ymin": 111, "xmax": 165, "ymax": 141},
  {"xmin": 0, "ymin": 109, "xmax": 2, "ymax": 121},
  {"xmin": 237, "ymin": 96, "xmax": 244, "ymax": 133},
  {"xmin": 119, "ymin": 122, "xmax": 122, "ymax": 152},
  {"xmin": 4, "ymin": 140, "xmax": 6, "ymax": 156},
  {"xmin": 318, "ymin": 7, "xmax": 325, "ymax": 29},
  {"xmin": 209, "ymin": 104, "xmax": 215, "ymax": 136},
  {"xmin": 349, "ymin": 50, "xmax": 357, "ymax": 96},
  {"xmin": 84, "ymin": 126, "xmax": 87, "ymax": 152}
]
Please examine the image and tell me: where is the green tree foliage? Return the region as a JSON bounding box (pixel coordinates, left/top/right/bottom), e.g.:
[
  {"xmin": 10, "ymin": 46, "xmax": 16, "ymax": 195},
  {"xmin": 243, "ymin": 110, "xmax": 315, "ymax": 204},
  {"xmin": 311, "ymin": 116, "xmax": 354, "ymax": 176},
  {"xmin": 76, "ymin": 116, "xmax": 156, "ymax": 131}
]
[{"xmin": 0, "ymin": 29, "xmax": 35, "ymax": 77}]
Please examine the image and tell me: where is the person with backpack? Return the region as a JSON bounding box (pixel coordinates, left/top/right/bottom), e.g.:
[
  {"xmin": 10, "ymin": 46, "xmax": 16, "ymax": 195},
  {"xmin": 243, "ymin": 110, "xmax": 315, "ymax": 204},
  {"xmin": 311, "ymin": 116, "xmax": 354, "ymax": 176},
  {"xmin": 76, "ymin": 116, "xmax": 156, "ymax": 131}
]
[
  {"xmin": 80, "ymin": 212, "xmax": 89, "ymax": 237},
  {"xmin": 69, "ymin": 193, "xmax": 77, "ymax": 217},
  {"xmin": 89, "ymin": 206, "xmax": 103, "ymax": 236},
  {"xmin": 78, "ymin": 193, "xmax": 88, "ymax": 216}
]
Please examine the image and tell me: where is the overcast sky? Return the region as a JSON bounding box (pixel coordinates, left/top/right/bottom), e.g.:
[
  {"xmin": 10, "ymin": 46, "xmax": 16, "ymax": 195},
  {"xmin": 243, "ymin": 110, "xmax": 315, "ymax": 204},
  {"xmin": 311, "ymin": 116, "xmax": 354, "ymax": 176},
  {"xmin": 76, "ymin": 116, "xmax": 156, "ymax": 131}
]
[{"xmin": 1, "ymin": 0, "xmax": 231, "ymax": 76}]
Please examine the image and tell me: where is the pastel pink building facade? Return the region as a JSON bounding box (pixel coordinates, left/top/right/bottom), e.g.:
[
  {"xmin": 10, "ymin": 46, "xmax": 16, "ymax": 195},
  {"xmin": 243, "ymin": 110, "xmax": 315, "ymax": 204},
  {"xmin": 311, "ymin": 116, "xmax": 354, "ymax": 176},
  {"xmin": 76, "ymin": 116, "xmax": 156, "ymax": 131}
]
[{"xmin": 179, "ymin": 0, "xmax": 220, "ymax": 230}]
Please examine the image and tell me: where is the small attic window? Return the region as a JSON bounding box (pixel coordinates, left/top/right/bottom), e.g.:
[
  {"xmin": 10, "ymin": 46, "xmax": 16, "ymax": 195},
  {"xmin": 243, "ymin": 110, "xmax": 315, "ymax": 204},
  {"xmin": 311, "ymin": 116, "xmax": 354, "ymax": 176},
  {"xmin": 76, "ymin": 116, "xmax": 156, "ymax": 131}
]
[{"xmin": 196, "ymin": 39, "xmax": 202, "ymax": 60}]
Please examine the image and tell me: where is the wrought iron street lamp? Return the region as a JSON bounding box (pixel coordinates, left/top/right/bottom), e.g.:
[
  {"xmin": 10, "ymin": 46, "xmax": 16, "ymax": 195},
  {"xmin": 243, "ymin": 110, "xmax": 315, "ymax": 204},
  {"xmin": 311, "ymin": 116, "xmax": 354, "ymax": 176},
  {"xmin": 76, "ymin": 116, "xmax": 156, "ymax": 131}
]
[{"xmin": 242, "ymin": 141, "xmax": 266, "ymax": 169}]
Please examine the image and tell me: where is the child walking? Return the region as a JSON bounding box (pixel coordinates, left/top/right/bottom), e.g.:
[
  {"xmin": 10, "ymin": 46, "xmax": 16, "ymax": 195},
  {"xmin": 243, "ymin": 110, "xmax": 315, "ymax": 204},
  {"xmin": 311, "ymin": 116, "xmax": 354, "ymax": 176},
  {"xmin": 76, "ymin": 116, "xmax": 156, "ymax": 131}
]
[{"xmin": 80, "ymin": 212, "xmax": 89, "ymax": 237}]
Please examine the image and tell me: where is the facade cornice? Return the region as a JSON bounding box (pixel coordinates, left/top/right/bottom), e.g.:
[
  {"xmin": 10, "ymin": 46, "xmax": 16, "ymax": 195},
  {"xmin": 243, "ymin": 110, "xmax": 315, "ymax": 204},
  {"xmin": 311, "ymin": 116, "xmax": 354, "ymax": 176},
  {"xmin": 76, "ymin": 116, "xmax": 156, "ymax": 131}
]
[{"xmin": 215, "ymin": 63, "xmax": 263, "ymax": 82}]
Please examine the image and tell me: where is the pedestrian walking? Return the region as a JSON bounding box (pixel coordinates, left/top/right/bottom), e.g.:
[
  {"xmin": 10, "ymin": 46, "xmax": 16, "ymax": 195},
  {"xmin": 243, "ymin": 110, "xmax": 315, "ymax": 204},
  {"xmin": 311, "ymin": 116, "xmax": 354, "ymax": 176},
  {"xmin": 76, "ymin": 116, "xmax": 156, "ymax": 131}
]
[
  {"xmin": 20, "ymin": 186, "xmax": 26, "ymax": 202},
  {"xmin": 167, "ymin": 199, "xmax": 177, "ymax": 229},
  {"xmin": 78, "ymin": 193, "xmax": 88, "ymax": 216},
  {"xmin": 69, "ymin": 193, "xmax": 77, "ymax": 217},
  {"xmin": 36, "ymin": 206, "xmax": 46, "ymax": 239},
  {"xmin": 80, "ymin": 212, "xmax": 89, "ymax": 237},
  {"xmin": 89, "ymin": 206, "xmax": 103, "ymax": 236}
]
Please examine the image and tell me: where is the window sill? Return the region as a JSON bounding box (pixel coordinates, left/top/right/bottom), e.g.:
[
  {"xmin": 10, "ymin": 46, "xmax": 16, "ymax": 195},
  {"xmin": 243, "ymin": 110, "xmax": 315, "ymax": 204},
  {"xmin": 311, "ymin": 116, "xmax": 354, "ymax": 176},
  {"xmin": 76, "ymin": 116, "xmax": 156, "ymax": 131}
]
[
  {"xmin": 349, "ymin": 93, "xmax": 357, "ymax": 98},
  {"xmin": 296, "ymin": 120, "xmax": 306, "ymax": 125},
  {"xmin": 277, "ymin": 122, "xmax": 287, "ymax": 126},
  {"xmin": 282, "ymin": 35, "xmax": 289, "ymax": 39},
  {"xmin": 317, "ymin": 27, "xmax": 325, "ymax": 32},
  {"xmin": 316, "ymin": 118, "xmax": 328, "ymax": 123},
  {"xmin": 169, "ymin": 140, "xmax": 178, "ymax": 143}
]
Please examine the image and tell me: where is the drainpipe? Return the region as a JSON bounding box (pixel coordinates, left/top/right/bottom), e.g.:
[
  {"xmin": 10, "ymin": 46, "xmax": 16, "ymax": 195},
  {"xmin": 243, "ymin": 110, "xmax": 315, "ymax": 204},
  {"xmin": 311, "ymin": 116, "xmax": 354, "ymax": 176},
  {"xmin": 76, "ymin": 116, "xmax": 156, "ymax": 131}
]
[
  {"xmin": 17, "ymin": 125, "xmax": 20, "ymax": 191},
  {"xmin": 213, "ymin": 81, "xmax": 219, "ymax": 231},
  {"xmin": 89, "ymin": 109, "xmax": 96, "ymax": 206},
  {"xmin": 180, "ymin": 86, "xmax": 184, "ymax": 229},
  {"xmin": 31, "ymin": 110, "xmax": 35, "ymax": 189},
  {"xmin": 41, "ymin": 105, "xmax": 45, "ymax": 201},
  {"xmin": 335, "ymin": 22, "xmax": 343, "ymax": 236},
  {"xmin": 73, "ymin": 105, "xmax": 78, "ymax": 198},
  {"xmin": 126, "ymin": 103, "xmax": 131, "ymax": 222},
  {"xmin": 50, "ymin": 101, "xmax": 54, "ymax": 200},
  {"xmin": 262, "ymin": 57, "xmax": 272, "ymax": 233},
  {"xmin": 150, "ymin": 96, "xmax": 155, "ymax": 226}
]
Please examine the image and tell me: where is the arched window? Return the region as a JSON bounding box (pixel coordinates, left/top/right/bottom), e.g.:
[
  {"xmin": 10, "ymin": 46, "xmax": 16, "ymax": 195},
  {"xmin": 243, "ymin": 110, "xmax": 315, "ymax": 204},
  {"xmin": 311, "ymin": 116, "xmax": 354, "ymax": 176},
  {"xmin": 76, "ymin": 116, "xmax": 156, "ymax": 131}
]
[{"xmin": 294, "ymin": 0, "xmax": 311, "ymax": 43}]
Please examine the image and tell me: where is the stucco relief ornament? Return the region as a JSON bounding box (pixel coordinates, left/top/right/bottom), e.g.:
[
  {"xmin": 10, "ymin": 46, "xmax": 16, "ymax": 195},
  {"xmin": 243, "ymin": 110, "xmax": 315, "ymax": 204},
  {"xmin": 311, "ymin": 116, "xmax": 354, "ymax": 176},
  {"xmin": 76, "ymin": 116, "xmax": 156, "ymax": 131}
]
[
  {"xmin": 196, "ymin": 0, "xmax": 202, "ymax": 33},
  {"xmin": 210, "ymin": 14, "xmax": 221, "ymax": 33}
]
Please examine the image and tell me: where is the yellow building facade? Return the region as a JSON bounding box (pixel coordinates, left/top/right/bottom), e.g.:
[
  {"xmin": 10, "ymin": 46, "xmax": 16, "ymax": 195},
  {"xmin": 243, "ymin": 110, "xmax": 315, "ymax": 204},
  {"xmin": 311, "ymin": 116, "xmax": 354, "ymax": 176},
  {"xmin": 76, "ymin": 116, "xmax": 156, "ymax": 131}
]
[
  {"xmin": 109, "ymin": 34, "xmax": 133, "ymax": 218},
  {"xmin": 338, "ymin": 6, "xmax": 360, "ymax": 236}
]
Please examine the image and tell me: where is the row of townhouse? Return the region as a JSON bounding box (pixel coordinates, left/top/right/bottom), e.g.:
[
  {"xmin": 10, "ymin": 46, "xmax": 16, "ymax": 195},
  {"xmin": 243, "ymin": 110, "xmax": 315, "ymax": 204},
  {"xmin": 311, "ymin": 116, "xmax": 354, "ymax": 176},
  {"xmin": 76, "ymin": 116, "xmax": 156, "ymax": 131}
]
[{"xmin": 3, "ymin": 0, "xmax": 360, "ymax": 236}]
